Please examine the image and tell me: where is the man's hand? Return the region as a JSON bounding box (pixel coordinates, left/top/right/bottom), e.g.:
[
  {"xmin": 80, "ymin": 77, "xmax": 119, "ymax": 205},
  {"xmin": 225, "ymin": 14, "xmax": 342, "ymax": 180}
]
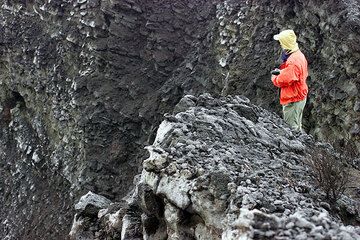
[{"xmin": 271, "ymin": 68, "xmax": 281, "ymax": 75}]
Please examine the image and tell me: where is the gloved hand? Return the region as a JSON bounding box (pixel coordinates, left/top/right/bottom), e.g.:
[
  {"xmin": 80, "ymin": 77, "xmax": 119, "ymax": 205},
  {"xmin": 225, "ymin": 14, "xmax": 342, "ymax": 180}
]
[{"xmin": 271, "ymin": 68, "xmax": 281, "ymax": 75}]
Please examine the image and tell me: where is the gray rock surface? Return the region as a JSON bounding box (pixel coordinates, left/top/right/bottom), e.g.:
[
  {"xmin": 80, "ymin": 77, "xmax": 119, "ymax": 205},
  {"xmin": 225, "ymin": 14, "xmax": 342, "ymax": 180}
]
[
  {"xmin": 209, "ymin": 0, "xmax": 360, "ymax": 151},
  {"xmin": 74, "ymin": 191, "xmax": 112, "ymax": 216},
  {"xmin": 0, "ymin": 0, "xmax": 359, "ymax": 239},
  {"xmin": 70, "ymin": 94, "xmax": 360, "ymax": 239},
  {"xmin": 0, "ymin": 1, "xmax": 220, "ymax": 239},
  {"xmin": 134, "ymin": 94, "xmax": 360, "ymax": 239}
]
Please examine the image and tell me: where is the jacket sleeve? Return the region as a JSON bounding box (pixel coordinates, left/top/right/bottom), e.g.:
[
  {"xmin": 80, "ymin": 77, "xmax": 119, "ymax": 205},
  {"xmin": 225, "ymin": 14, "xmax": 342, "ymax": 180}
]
[{"xmin": 272, "ymin": 63, "xmax": 299, "ymax": 88}]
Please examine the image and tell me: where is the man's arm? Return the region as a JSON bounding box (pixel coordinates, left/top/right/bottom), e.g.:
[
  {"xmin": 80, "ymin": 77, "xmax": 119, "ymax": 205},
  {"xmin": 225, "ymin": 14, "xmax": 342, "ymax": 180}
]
[{"xmin": 272, "ymin": 63, "xmax": 299, "ymax": 88}]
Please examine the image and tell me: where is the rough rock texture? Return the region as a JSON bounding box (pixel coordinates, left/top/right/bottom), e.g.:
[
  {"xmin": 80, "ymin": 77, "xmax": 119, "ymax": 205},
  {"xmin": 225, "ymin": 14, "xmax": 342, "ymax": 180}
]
[
  {"xmin": 0, "ymin": 1, "xmax": 220, "ymax": 239},
  {"xmin": 210, "ymin": 0, "xmax": 360, "ymax": 150},
  {"xmin": 147, "ymin": 0, "xmax": 360, "ymax": 155},
  {"xmin": 136, "ymin": 94, "xmax": 360, "ymax": 239},
  {"xmin": 71, "ymin": 94, "xmax": 360, "ymax": 239},
  {"xmin": 1, "ymin": 0, "xmax": 360, "ymax": 239}
]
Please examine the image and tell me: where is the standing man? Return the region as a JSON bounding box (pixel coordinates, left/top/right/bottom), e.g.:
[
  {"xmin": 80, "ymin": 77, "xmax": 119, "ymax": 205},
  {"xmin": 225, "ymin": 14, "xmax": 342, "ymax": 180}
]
[{"xmin": 271, "ymin": 29, "xmax": 308, "ymax": 131}]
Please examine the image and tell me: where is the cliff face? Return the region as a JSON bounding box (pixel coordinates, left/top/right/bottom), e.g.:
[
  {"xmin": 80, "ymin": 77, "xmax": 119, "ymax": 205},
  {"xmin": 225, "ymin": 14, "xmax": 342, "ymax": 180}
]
[
  {"xmin": 212, "ymin": 0, "xmax": 360, "ymax": 151},
  {"xmin": 0, "ymin": 1, "xmax": 220, "ymax": 239},
  {"xmin": 0, "ymin": 0, "xmax": 359, "ymax": 239}
]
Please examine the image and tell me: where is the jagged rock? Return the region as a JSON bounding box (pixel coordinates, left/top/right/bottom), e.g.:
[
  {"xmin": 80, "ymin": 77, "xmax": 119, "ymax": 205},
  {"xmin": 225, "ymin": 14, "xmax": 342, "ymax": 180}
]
[
  {"xmin": 120, "ymin": 205, "xmax": 143, "ymax": 240},
  {"xmin": 67, "ymin": 94, "xmax": 360, "ymax": 239},
  {"xmin": 212, "ymin": 0, "xmax": 360, "ymax": 151},
  {"xmin": 130, "ymin": 94, "xmax": 359, "ymax": 239},
  {"xmin": 74, "ymin": 191, "xmax": 112, "ymax": 217},
  {"xmin": 0, "ymin": 0, "xmax": 360, "ymax": 238},
  {"xmin": 70, "ymin": 195, "xmax": 130, "ymax": 240},
  {"xmin": 0, "ymin": 1, "xmax": 221, "ymax": 238}
]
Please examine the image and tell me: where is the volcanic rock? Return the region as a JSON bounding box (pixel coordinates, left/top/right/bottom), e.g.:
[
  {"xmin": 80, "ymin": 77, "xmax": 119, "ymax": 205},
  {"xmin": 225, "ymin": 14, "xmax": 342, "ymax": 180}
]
[{"xmin": 71, "ymin": 94, "xmax": 360, "ymax": 239}]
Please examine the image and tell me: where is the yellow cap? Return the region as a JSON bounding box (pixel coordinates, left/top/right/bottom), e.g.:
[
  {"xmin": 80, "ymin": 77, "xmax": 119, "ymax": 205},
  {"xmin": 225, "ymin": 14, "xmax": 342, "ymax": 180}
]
[{"xmin": 273, "ymin": 30, "xmax": 299, "ymax": 53}]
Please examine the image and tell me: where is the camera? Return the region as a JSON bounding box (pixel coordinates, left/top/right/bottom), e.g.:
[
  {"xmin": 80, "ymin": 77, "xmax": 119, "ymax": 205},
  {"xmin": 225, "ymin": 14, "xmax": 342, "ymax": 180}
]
[{"xmin": 271, "ymin": 68, "xmax": 281, "ymax": 75}]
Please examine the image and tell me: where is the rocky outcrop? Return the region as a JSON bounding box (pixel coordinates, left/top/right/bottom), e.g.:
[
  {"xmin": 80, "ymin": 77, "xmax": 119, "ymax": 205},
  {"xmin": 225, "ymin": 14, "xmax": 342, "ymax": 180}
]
[
  {"xmin": 70, "ymin": 94, "xmax": 360, "ymax": 239},
  {"xmin": 1, "ymin": 0, "xmax": 360, "ymax": 239}
]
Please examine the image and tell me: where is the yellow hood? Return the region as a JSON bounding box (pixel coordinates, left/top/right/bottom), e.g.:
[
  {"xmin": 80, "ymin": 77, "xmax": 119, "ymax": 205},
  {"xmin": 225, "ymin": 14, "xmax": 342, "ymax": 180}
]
[{"xmin": 273, "ymin": 29, "xmax": 299, "ymax": 53}]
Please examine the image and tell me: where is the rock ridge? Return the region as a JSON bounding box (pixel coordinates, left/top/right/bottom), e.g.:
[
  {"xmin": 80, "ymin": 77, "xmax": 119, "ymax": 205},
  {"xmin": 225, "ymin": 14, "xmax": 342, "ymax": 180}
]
[{"xmin": 71, "ymin": 94, "xmax": 360, "ymax": 239}]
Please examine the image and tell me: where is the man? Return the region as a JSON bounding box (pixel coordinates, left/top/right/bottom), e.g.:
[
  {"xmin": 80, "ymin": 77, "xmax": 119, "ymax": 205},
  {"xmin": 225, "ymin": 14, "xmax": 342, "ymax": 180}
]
[{"xmin": 271, "ymin": 29, "xmax": 308, "ymax": 131}]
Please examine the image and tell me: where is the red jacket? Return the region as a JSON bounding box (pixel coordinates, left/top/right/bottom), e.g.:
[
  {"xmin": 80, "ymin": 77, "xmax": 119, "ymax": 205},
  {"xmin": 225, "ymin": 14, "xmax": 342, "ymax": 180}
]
[{"xmin": 272, "ymin": 50, "xmax": 308, "ymax": 105}]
